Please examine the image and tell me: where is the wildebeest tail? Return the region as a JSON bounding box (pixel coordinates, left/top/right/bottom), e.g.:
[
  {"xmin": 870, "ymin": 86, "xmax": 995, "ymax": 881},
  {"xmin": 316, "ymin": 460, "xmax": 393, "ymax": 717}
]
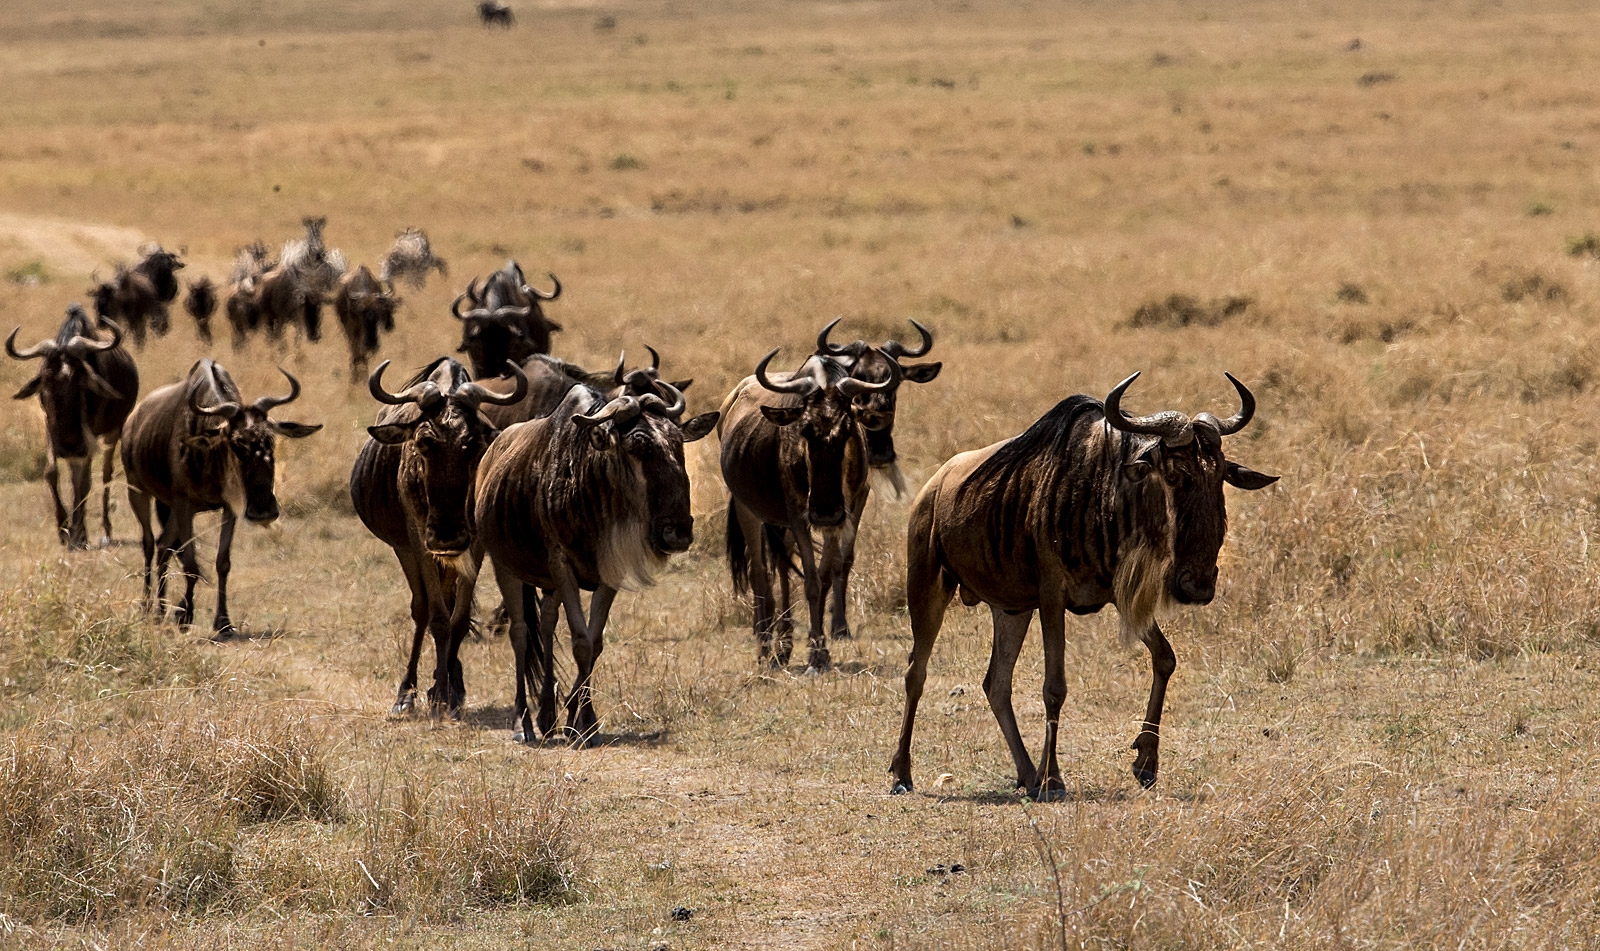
[
  {"xmin": 763, "ymin": 524, "xmax": 800, "ymax": 578},
  {"xmin": 726, "ymin": 501, "xmax": 749, "ymax": 593},
  {"xmin": 301, "ymin": 293, "xmax": 322, "ymax": 342}
]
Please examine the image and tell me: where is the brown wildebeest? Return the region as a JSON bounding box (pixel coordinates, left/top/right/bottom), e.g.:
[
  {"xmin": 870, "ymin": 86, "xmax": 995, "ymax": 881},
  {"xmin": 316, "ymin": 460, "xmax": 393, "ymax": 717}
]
[
  {"xmin": 478, "ymin": 0, "xmax": 514, "ymax": 28},
  {"xmin": 185, "ymin": 277, "xmax": 219, "ymax": 346},
  {"xmin": 349, "ymin": 357, "xmax": 527, "ymax": 717},
  {"xmin": 451, "ymin": 261, "xmax": 562, "ymax": 379},
  {"xmin": 91, "ymin": 266, "xmax": 166, "ymax": 348},
  {"xmin": 334, "ymin": 265, "xmax": 401, "ymax": 383},
  {"xmin": 133, "ymin": 244, "xmax": 184, "ymax": 305},
  {"xmin": 477, "ymin": 365, "xmax": 718, "ymax": 743},
  {"xmin": 122, "ymin": 360, "xmax": 321, "ymax": 637},
  {"xmin": 889, "ymin": 372, "xmax": 1279, "ymax": 799},
  {"xmin": 6, "ymin": 307, "xmax": 138, "ymax": 549},
  {"xmin": 718, "ymin": 340, "xmax": 899, "ymax": 672}
]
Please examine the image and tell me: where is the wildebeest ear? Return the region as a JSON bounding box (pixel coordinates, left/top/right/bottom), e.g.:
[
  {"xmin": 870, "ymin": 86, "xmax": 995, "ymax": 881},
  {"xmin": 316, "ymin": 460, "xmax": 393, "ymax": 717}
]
[
  {"xmin": 1223, "ymin": 460, "xmax": 1279, "ymax": 490},
  {"xmin": 903, "ymin": 361, "xmax": 942, "ymax": 384},
  {"xmin": 679, "ymin": 411, "xmax": 719, "ymax": 443},
  {"xmin": 669, "ymin": 378, "xmax": 693, "ymax": 393},
  {"xmin": 1122, "ymin": 444, "xmax": 1160, "ymax": 483},
  {"xmin": 368, "ymin": 421, "xmax": 419, "ymax": 445},
  {"xmin": 12, "ymin": 375, "xmax": 41, "ymax": 400},
  {"xmin": 760, "ymin": 405, "xmax": 804, "ymax": 427},
  {"xmin": 587, "ymin": 424, "xmax": 617, "ymax": 451},
  {"xmin": 272, "ymin": 421, "xmax": 323, "ymax": 439}
]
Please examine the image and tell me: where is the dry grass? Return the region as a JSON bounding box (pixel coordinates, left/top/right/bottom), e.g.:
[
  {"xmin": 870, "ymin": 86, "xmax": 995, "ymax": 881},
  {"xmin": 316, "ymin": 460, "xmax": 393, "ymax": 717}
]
[{"xmin": 4, "ymin": 0, "xmax": 1600, "ymax": 947}]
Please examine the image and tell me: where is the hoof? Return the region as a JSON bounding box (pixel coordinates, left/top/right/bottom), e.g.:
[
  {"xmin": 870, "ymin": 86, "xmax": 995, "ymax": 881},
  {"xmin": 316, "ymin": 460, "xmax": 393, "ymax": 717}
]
[
  {"xmin": 1030, "ymin": 782, "xmax": 1068, "ymax": 803},
  {"xmin": 806, "ymin": 652, "xmax": 832, "ymax": 674},
  {"xmin": 1133, "ymin": 767, "xmax": 1159, "ymax": 789},
  {"xmin": 391, "ymin": 691, "xmax": 416, "ymax": 716},
  {"xmin": 890, "ymin": 780, "xmax": 913, "ymax": 795},
  {"xmin": 832, "ymin": 627, "xmax": 853, "ymax": 641}
]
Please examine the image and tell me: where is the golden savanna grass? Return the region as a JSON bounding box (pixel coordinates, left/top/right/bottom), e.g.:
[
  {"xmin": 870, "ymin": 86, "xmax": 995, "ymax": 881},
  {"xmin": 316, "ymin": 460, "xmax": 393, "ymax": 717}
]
[{"xmin": 4, "ymin": 0, "xmax": 1600, "ymax": 946}]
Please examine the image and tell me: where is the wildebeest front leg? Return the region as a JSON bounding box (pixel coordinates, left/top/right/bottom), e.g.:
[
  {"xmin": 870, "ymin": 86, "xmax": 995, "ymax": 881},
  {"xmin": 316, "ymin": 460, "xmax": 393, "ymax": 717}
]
[
  {"xmin": 172, "ymin": 507, "xmax": 200, "ymax": 628},
  {"xmin": 211, "ymin": 511, "xmax": 237, "ymax": 638},
  {"xmin": 420, "ymin": 563, "xmax": 459, "ymax": 718},
  {"xmin": 985, "ymin": 607, "xmax": 1038, "ymax": 794},
  {"xmin": 829, "ymin": 488, "xmax": 867, "ymax": 641},
  {"xmin": 98, "ymin": 436, "xmax": 118, "ymax": 547},
  {"xmin": 65, "ymin": 455, "xmax": 92, "ymax": 550},
  {"xmin": 565, "ymin": 583, "xmax": 615, "ymax": 743},
  {"xmin": 442, "ymin": 567, "xmax": 478, "ymax": 715},
  {"xmin": 536, "ymin": 589, "xmax": 561, "ymax": 737},
  {"xmin": 390, "ymin": 549, "xmax": 430, "ymax": 714},
  {"xmin": 791, "ymin": 519, "xmax": 831, "ymax": 673},
  {"xmin": 43, "ymin": 448, "xmax": 69, "ymax": 547},
  {"xmin": 128, "ymin": 487, "xmax": 157, "ymax": 612},
  {"xmin": 1033, "ymin": 602, "xmax": 1069, "ymax": 801},
  {"xmin": 152, "ymin": 501, "xmax": 179, "ymax": 617},
  {"xmin": 1130, "ymin": 621, "xmax": 1176, "ymax": 789}
]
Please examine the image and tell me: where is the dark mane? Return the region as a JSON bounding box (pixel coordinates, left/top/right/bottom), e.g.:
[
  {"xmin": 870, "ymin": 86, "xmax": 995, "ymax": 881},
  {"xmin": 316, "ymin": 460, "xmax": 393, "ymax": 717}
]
[
  {"xmin": 968, "ymin": 394, "xmax": 1104, "ymax": 488},
  {"xmin": 55, "ymin": 305, "xmax": 96, "ymax": 347},
  {"xmin": 405, "ymin": 356, "xmax": 469, "ymax": 391}
]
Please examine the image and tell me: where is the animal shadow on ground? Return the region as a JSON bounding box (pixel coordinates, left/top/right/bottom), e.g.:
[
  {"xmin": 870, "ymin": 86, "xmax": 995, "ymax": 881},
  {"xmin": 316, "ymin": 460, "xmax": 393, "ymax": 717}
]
[
  {"xmin": 204, "ymin": 624, "xmax": 287, "ymax": 644},
  {"xmin": 928, "ymin": 779, "xmax": 1211, "ymax": 806},
  {"xmin": 459, "ymin": 704, "xmax": 669, "ymax": 749}
]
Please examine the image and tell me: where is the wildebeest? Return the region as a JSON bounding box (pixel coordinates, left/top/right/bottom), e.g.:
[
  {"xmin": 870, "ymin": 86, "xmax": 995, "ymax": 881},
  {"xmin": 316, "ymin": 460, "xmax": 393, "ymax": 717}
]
[
  {"xmin": 226, "ymin": 217, "xmax": 345, "ymax": 348},
  {"xmin": 91, "ymin": 266, "xmax": 166, "ymax": 348},
  {"xmin": 380, "ymin": 227, "xmax": 449, "ymax": 291},
  {"xmin": 278, "ymin": 216, "xmax": 348, "ymax": 301},
  {"xmin": 477, "ymin": 364, "xmax": 718, "ymax": 743},
  {"xmin": 478, "ymin": 0, "xmax": 514, "ymax": 27},
  {"xmin": 718, "ymin": 339, "xmax": 900, "ymax": 671},
  {"xmin": 452, "ymin": 261, "xmax": 562, "ymax": 379},
  {"xmin": 6, "ymin": 307, "xmax": 138, "ymax": 549},
  {"xmin": 349, "ymin": 357, "xmax": 527, "ymax": 716},
  {"xmin": 888, "ymin": 372, "xmax": 1278, "ymax": 799},
  {"xmin": 122, "ymin": 360, "xmax": 321, "ymax": 637},
  {"xmin": 185, "ymin": 277, "xmax": 219, "ymax": 346},
  {"xmin": 335, "ymin": 265, "xmax": 401, "ymax": 383},
  {"xmin": 225, "ymin": 241, "xmax": 276, "ymax": 347},
  {"xmin": 133, "ymin": 244, "xmax": 185, "ymax": 305}
]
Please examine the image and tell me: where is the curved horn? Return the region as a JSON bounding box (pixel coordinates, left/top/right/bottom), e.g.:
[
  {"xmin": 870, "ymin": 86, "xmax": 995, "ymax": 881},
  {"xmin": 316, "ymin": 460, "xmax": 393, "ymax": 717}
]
[
  {"xmin": 189, "ymin": 368, "xmax": 242, "ymax": 419},
  {"xmin": 640, "ymin": 379, "xmax": 686, "ymax": 420},
  {"xmin": 6, "ymin": 328, "xmax": 55, "ymax": 361},
  {"xmin": 367, "ymin": 360, "xmax": 440, "ymax": 407},
  {"xmin": 755, "ymin": 348, "xmax": 817, "ymax": 396},
  {"xmin": 882, "ymin": 319, "xmax": 934, "ymax": 359},
  {"xmin": 815, "ymin": 316, "xmax": 850, "ymax": 356},
  {"xmin": 67, "ymin": 315, "xmax": 122, "ymax": 355},
  {"xmin": 1103, "ymin": 372, "xmax": 1195, "ymax": 446},
  {"xmin": 836, "ymin": 353, "xmax": 903, "ymax": 398},
  {"xmin": 457, "ymin": 359, "xmax": 529, "ymax": 408},
  {"xmin": 1206, "ymin": 372, "xmax": 1256, "ymax": 436},
  {"xmin": 612, "ymin": 351, "xmax": 627, "ymax": 388},
  {"xmin": 523, "ymin": 273, "xmax": 561, "ymax": 300},
  {"xmin": 253, "ymin": 367, "xmax": 303, "ymax": 414},
  {"xmin": 573, "ymin": 394, "xmax": 643, "ymax": 429},
  {"xmin": 645, "ymin": 345, "xmax": 661, "ymax": 372},
  {"xmin": 492, "ymin": 305, "xmax": 532, "ymax": 321},
  {"xmin": 451, "ymin": 292, "xmax": 471, "ymax": 319}
]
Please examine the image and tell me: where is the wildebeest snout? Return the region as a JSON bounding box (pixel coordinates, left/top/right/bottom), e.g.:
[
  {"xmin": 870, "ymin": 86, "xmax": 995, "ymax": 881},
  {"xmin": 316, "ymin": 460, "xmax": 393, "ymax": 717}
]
[
  {"xmin": 653, "ymin": 517, "xmax": 694, "ymax": 554},
  {"xmin": 245, "ymin": 499, "xmax": 280, "ymax": 524},
  {"xmin": 1174, "ymin": 567, "xmax": 1216, "ymax": 605}
]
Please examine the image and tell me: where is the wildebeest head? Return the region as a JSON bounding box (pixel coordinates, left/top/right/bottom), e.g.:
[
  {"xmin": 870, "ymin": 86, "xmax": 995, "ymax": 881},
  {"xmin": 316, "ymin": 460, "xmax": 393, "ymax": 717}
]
[
  {"xmin": 186, "ymin": 363, "xmax": 321, "ymax": 524},
  {"xmin": 367, "ymin": 358, "xmax": 528, "ymax": 556},
  {"xmin": 134, "ymin": 244, "xmax": 185, "ymax": 303},
  {"xmin": 450, "ymin": 263, "xmax": 562, "ymax": 377},
  {"xmin": 754, "ymin": 346, "xmax": 900, "ymax": 528},
  {"xmin": 1103, "ymin": 372, "xmax": 1278, "ymax": 607},
  {"xmin": 571, "ymin": 371, "xmax": 718, "ymax": 560},
  {"xmin": 814, "ymin": 316, "xmax": 942, "ymax": 469},
  {"xmin": 7, "ymin": 307, "xmax": 125, "ymax": 457}
]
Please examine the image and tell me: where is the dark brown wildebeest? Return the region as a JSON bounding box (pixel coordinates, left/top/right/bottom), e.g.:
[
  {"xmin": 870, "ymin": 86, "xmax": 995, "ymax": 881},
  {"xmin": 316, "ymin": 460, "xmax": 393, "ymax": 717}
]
[
  {"xmin": 380, "ymin": 227, "xmax": 449, "ymax": 291},
  {"xmin": 225, "ymin": 242, "xmax": 275, "ymax": 347},
  {"xmin": 121, "ymin": 360, "xmax": 321, "ymax": 637},
  {"xmin": 185, "ymin": 277, "xmax": 219, "ymax": 346},
  {"xmin": 478, "ymin": 0, "xmax": 514, "ymax": 27},
  {"xmin": 718, "ymin": 341, "xmax": 900, "ymax": 672},
  {"xmin": 243, "ymin": 265, "xmax": 322, "ymax": 345},
  {"xmin": 889, "ymin": 372, "xmax": 1278, "ymax": 799},
  {"xmin": 133, "ymin": 244, "xmax": 184, "ymax": 305},
  {"xmin": 91, "ymin": 266, "xmax": 166, "ymax": 348},
  {"xmin": 477, "ymin": 366, "xmax": 718, "ymax": 743},
  {"xmin": 349, "ymin": 357, "xmax": 527, "ymax": 716},
  {"xmin": 335, "ymin": 265, "xmax": 401, "ymax": 383},
  {"xmin": 6, "ymin": 307, "xmax": 138, "ymax": 549},
  {"xmin": 451, "ymin": 261, "xmax": 562, "ymax": 379}
]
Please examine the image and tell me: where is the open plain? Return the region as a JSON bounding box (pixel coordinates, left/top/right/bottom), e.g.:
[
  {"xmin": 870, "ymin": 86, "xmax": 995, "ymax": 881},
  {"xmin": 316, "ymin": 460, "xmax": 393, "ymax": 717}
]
[{"xmin": 4, "ymin": 0, "xmax": 1600, "ymax": 947}]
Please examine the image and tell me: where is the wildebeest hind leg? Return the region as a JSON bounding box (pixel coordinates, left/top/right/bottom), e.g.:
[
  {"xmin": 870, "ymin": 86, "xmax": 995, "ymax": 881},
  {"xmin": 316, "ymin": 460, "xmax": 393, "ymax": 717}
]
[
  {"xmin": 98, "ymin": 436, "xmax": 118, "ymax": 547},
  {"xmin": 985, "ymin": 607, "xmax": 1038, "ymax": 794},
  {"xmin": 152, "ymin": 501, "xmax": 179, "ymax": 618},
  {"xmin": 496, "ymin": 565, "xmax": 535, "ymax": 741},
  {"xmin": 1130, "ymin": 621, "xmax": 1176, "ymax": 789},
  {"xmin": 172, "ymin": 508, "xmax": 200, "ymax": 628},
  {"xmin": 889, "ymin": 545, "xmax": 955, "ymax": 795},
  {"xmin": 128, "ymin": 487, "xmax": 157, "ymax": 612},
  {"xmin": 565, "ymin": 585, "xmax": 615, "ymax": 743},
  {"xmin": 536, "ymin": 589, "xmax": 560, "ymax": 737}
]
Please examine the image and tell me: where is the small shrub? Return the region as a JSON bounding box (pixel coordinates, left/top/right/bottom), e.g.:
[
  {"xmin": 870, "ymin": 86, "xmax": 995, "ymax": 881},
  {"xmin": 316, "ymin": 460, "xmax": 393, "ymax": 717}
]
[
  {"xmin": 1566, "ymin": 232, "xmax": 1600, "ymax": 258},
  {"xmin": 1358, "ymin": 71, "xmax": 1397, "ymax": 87},
  {"xmin": 1527, "ymin": 201, "xmax": 1554, "ymax": 217},
  {"xmin": 5, "ymin": 261, "xmax": 49, "ymax": 286},
  {"xmin": 594, "ymin": 14, "xmax": 616, "ymax": 31},
  {"xmin": 1501, "ymin": 271, "xmax": 1567, "ymax": 303},
  {"xmin": 608, "ymin": 153, "xmax": 644, "ymax": 171},
  {"xmin": 1335, "ymin": 282, "xmax": 1369, "ymax": 304},
  {"xmin": 1126, "ymin": 294, "xmax": 1254, "ymax": 330}
]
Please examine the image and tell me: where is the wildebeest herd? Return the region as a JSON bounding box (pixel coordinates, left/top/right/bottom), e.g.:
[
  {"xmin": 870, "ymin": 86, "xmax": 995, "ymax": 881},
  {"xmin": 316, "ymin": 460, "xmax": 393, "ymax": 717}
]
[{"xmin": 7, "ymin": 230, "xmax": 1278, "ymax": 798}]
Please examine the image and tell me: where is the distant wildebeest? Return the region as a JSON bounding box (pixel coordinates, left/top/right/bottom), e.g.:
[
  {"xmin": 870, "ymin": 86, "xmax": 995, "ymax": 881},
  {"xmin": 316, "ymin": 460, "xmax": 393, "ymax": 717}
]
[
  {"xmin": 380, "ymin": 227, "xmax": 449, "ymax": 291},
  {"xmin": 225, "ymin": 241, "xmax": 276, "ymax": 347},
  {"xmin": 477, "ymin": 360, "xmax": 718, "ymax": 743},
  {"xmin": 278, "ymin": 216, "xmax": 348, "ymax": 301},
  {"xmin": 888, "ymin": 372, "xmax": 1278, "ymax": 799},
  {"xmin": 185, "ymin": 277, "xmax": 218, "ymax": 346},
  {"xmin": 335, "ymin": 265, "xmax": 401, "ymax": 383},
  {"xmin": 349, "ymin": 357, "xmax": 527, "ymax": 716},
  {"xmin": 91, "ymin": 266, "xmax": 166, "ymax": 348},
  {"xmin": 452, "ymin": 261, "xmax": 562, "ymax": 379},
  {"xmin": 478, "ymin": 0, "xmax": 514, "ymax": 28},
  {"xmin": 719, "ymin": 337, "xmax": 900, "ymax": 671},
  {"xmin": 133, "ymin": 244, "xmax": 185, "ymax": 305},
  {"xmin": 6, "ymin": 307, "xmax": 138, "ymax": 549},
  {"xmin": 122, "ymin": 360, "xmax": 321, "ymax": 637}
]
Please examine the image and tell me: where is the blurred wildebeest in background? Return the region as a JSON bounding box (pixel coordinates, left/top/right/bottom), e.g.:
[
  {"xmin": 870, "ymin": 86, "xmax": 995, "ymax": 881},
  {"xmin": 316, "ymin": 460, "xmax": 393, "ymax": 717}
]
[
  {"xmin": 380, "ymin": 228, "xmax": 449, "ymax": 291},
  {"xmin": 478, "ymin": 0, "xmax": 514, "ymax": 28},
  {"xmin": 185, "ymin": 277, "xmax": 218, "ymax": 345},
  {"xmin": 6, "ymin": 307, "xmax": 138, "ymax": 549},
  {"xmin": 91, "ymin": 266, "xmax": 166, "ymax": 348}
]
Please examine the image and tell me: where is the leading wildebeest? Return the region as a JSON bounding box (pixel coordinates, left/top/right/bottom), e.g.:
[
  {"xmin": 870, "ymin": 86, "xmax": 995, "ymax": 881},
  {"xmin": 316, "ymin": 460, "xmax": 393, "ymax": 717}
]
[
  {"xmin": 133, "ymin": 244, "xmax": 185, "ymax": 305},
  {"xmin": 889, "ymin": 372, "xmax": 1278, "ymax": 799},
  {"xmin": 185, "ymin": 277, "xmax": 219, "ymax": 346},
  {"xmin": 122, "ymin": 360, "xmax": 321, "ymax": 637},
  {"xmin": 91, "ymin": 266, "xmax": 166, "ymax": 348},
  {"xmin": 719, "ymin": 340, "xmax": 899, "ymax": 672},
  {"xmin": 350, "ymin": 357, "xmax": 527, "ymax": 717},
  {"xmin": 335, "ymin": 265, "xmax": 401, "ymax": 383},
  {"xmin": 6, "ymin": 307, "xmax": 138, "ymax": 549},
  {"xmin": 478, "ymin": 0, "xmax": 514, "ymax": 27},
  {"xmin": 451, "ymin": 262, "xmax": 562, "ymax": 379},
  {"xmin": 477, "ymin": 361, "xmax": 717, "ymax": 743}
]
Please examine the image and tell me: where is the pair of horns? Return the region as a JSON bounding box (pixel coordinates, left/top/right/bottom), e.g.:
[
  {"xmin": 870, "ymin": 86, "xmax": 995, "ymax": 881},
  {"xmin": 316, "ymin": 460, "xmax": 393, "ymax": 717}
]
[
  {"xmin": 816, "ymin": 316, "xmax": 934, "ymax": 360},
  {"xmin": 191, "ymin": 364, "xmax": 304, "ymax": 419},
  {"xmin": 572, "ymin": 386, "xmax": 684, "ymax": 429},
  {"xmin": 368, "ymin": 359, "xmax": 529, "ymax": 410},
  {"xmin": 610, "ymin": 345, "xmax": 663, "ymax": 386},
  {"xmin": 755, "ymin": 347, "xmax": 903, "ymax": 398},
  {"xmin": 1104, "ymin": 372, "xmax": 1256, "ymax": 446},
  {"xmin": 6, "ymin": 314, "xmax": 124, "ymax": 361}
]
